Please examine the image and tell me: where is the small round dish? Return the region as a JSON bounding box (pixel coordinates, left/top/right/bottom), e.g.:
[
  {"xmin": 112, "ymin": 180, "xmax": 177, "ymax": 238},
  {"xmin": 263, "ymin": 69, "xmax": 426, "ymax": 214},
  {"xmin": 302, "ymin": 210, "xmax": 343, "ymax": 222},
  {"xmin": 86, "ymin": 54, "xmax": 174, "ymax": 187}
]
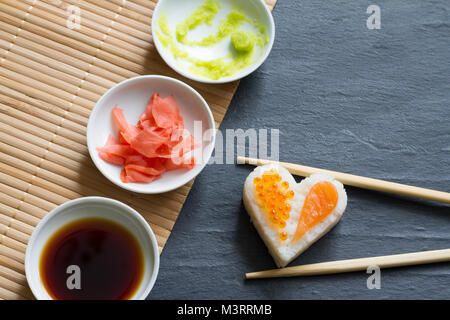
[
  {"xmin": 87, "ymin": 75, "xmax": 216, "ymax": 194},
  {"xmin": 152, "ymin": 0, "xmax": 275, "ymax": 84},
  {"xmin": 25, "ymin": 197, "xmax": 159, "ymax": 300}
]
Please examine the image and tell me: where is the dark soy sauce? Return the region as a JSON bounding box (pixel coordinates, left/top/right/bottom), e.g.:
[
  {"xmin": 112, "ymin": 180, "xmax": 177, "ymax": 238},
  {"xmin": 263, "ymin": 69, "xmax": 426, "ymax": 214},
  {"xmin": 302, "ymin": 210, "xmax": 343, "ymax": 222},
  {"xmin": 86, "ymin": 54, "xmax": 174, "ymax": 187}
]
[{"xmin": 39, "ymin": 217, "xmax": 144, "ymax": 300}]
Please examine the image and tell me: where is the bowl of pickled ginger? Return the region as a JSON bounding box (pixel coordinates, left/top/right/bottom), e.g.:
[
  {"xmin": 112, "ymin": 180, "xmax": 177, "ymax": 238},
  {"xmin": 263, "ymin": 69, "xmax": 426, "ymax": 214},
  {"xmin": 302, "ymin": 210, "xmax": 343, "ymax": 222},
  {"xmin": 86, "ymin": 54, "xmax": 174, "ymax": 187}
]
[{"xmin": 87, "ymin": 75, "xmax": 216, "ymax": 194}]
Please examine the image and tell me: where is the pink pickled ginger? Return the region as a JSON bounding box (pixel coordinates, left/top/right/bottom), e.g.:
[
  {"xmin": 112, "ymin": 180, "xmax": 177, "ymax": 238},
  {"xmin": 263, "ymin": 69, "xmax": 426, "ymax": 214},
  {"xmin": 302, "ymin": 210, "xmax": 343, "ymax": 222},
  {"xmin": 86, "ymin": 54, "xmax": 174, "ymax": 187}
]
[{"xmin": 97, "ymin": 93, "xmax": 198, "ymax": 183}]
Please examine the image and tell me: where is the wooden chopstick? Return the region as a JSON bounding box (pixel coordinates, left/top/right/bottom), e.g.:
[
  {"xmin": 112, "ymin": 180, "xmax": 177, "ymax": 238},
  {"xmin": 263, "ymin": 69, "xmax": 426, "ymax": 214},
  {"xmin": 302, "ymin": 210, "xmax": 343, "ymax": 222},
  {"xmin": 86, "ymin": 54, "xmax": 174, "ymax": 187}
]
[
  {"xmin": 237, "ymin": 156, "xmax": 450, "ymax": 204},
  {"xmin": 246, "ymin": 249, "xmax": 450, "ymax": 279}
]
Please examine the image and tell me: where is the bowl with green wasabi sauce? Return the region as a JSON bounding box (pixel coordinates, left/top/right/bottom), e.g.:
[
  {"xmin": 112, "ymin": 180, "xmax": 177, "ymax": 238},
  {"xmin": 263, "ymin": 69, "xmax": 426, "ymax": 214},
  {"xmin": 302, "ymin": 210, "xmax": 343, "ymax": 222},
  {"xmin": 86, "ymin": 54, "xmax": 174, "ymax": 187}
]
[{"xmin": 152, "ymin": 0, "xmax": 275, "ymax": 83}]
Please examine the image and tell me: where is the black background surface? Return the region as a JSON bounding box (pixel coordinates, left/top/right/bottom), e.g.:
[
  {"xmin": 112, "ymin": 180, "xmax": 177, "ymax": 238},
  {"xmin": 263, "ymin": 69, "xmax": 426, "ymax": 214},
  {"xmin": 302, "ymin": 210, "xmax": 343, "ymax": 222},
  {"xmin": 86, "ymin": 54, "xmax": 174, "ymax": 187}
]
[{"xmin": 149, "ymin": 0, "xmax": 450, "ymax": 299}]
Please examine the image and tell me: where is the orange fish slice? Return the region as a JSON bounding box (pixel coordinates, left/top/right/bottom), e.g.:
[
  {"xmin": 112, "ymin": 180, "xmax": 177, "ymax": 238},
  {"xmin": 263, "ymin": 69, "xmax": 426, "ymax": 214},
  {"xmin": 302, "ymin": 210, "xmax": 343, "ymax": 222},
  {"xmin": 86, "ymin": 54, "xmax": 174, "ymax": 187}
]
[{"xmin": 292, "ymin": 181, "xmax": 338, "ymax": 242}]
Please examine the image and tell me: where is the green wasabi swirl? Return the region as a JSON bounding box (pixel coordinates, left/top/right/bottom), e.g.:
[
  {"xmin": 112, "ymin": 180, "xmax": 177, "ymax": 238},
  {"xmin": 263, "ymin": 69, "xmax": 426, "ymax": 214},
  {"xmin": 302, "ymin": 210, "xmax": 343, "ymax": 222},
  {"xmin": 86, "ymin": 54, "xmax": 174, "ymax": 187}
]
[{"xmin": 157, "ymin": 0, "xmax": 269, "ymax": 80}]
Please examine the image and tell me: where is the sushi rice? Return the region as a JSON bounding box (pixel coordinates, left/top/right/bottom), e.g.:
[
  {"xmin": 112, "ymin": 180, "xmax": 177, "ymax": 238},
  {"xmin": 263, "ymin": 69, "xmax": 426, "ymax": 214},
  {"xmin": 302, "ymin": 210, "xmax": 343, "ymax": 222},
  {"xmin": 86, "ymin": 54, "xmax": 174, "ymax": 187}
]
[{"xmin": 243, "ymin": 164, "xmax": 347, "ymax": 268}]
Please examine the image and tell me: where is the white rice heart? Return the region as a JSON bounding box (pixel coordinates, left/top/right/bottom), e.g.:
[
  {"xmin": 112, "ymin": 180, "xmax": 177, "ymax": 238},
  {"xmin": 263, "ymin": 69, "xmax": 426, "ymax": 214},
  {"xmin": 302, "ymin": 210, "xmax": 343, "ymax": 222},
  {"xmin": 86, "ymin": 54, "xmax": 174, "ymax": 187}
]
[{"xmin": 243, "ymin": 164, "xmax": 347, "ymax": 268}]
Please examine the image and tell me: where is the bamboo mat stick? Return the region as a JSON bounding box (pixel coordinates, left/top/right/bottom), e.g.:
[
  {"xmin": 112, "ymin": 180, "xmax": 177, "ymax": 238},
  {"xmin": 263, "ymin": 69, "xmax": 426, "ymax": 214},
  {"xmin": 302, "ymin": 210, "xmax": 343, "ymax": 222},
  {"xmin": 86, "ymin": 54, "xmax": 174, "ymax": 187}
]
[
  {"xmin": 238, "ymin": 156, "xmax": 450, "ymax": 204},
  {"xmin": 64, "ymin": 0, "xmax": 151, "ymax": 42},
  {"xmin": 0, "ymin": 265, "xmax": 27, "ymax": 286},
  {"xmin": 0, "ymin": 275, "xmax": 31, "ymax": 298},
  {"xmin": 0, "ymin": 27, "xmax": 123, "ymax": 87},
  {"xmin": 0, "ymin": 205, "xmax": 39, "ymax": 229},
  {"xmin": 0, "ymin": 74, "xmax": 91, "ymax": 118},
  {"xmin": 0, "ymin": 118, "xmax": 86, "ymax": 161},
  {"xmin": 0, "ymin": 182, "xmax": 54, "ymax": 214},
  {"xmin": 0, "ymin": 236, "xmax": 26, "ymax": 254},
  {"xmin": 246, "ymin": 249, "xmax": 450, "ymax": 279},
  {"xmin": 0, "ymin": 286, "xmax": 26, "ymax": 300},
  {"xmin": 0, "ymin": 245, "xmax": 24, "ymax": 264},
  {"xmin": 0, "ymin": 143, "xmax": 187, "ymax": 213},
  {"xmin": 0, "ymin": 89, "xmax": 88, "ymax": 133},
  {"xmin": 0, "ymin": 67, "xmax": 94, "ymax": 111},
  {"xmin": 85, "ymin": 0, "xmax": 153, "ymax": 27},
  {"xmin": 0, "ymin": 214, "xmax": 34, "ymax": 236},
  {"xmin": 80, "ymin": 0, "xmax": 151, "ymax": 33},
  {"xmin": 0, "ymin": 167, "xmax": 176, "ymax": 236},
  {"xmin": 0, "ymin": 47, "xmax": 106, "ymax": 95},
  {"xmin": 0, "ymin": 208, "xmax": 35, "ymax": 233},
  {"xmin": 27, "ymin": 0, "xmax": 150, "ymax": 50},
  {"xmin": 1, "ymin": 58, "xmax": 102, "ymax": 102},
  {"xmin": 20, "ymin": 0, "xmax": 149, "ymax": 54},
  {"xmin": 0, "ymin": 183, "xmax": 46, "ymax": 217},
  {"xmin": 0, "ymin": 225, "xmax": 28, "ymax": 246},
  {"xmin": 0, "ymin": 153, "xmax": 182, "ymax": 234},
  {"xmin": 0, "ymin": 110, "xmax": 86, "ymax": 147},
  {"xmin": 0, "ymin": 16, "xmax": 138, "ymax": 80},
  {"xmin": 0, "ymin": 255, "xmax": 24, "ymax": 275}
]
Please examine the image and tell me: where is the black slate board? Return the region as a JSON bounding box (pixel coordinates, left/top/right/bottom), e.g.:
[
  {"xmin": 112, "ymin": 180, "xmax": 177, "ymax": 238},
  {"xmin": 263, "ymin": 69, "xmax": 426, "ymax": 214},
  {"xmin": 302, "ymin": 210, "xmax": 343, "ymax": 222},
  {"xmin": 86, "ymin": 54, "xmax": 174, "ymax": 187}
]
[{"xmin": 149, "ymin": 0, "xmax": 450, "ymax": 299}]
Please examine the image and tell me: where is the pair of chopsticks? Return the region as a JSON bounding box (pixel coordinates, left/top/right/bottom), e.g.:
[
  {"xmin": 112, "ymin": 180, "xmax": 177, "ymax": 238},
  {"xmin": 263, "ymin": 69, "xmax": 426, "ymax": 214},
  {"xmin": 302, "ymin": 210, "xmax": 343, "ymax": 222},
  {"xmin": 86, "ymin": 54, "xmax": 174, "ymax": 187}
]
[{"xmin": 238, "ymin": 156, "xmax": 450, "ymax": 279}]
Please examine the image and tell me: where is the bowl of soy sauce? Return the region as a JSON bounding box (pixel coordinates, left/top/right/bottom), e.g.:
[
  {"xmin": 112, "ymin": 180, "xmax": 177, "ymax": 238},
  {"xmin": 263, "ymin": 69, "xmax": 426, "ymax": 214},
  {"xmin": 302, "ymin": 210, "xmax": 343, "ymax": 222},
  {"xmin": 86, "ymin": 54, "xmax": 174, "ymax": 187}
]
[{"xmin": 25, "ymin": 197, "xmax": 159, "ymax": 300}]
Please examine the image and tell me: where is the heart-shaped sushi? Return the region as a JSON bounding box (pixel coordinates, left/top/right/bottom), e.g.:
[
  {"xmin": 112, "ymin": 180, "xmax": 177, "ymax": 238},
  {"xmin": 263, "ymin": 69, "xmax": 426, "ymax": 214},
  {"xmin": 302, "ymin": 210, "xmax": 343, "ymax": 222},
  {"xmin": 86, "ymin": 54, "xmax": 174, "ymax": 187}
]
[{"xmin": 243, "ymin": 164, "xmax": 347, "ymax": 267}]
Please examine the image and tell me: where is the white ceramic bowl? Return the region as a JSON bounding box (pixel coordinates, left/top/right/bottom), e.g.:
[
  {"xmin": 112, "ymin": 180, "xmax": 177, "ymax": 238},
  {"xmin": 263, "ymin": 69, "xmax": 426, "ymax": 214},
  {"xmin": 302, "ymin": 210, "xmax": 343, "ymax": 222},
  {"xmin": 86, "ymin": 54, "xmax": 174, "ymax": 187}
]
[
  {"xmin": 25, "ymin": 197, "xmax": 159, "ymax": 300},
  {"xmin": 152, "ymin": 0, "xmax": 275, "ymax": 83},
  {"xmin": 87, "ymin": 75, "xmax": 215, "ymax": 194}
]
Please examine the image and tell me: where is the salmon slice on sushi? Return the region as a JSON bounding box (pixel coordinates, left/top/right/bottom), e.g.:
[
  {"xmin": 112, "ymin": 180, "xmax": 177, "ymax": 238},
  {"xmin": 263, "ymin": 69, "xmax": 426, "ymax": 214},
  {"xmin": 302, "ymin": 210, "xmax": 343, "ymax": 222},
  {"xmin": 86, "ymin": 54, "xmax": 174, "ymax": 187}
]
[{"xmin": 243, "ymin": 164, "xmax": 347, "ymax": 268}]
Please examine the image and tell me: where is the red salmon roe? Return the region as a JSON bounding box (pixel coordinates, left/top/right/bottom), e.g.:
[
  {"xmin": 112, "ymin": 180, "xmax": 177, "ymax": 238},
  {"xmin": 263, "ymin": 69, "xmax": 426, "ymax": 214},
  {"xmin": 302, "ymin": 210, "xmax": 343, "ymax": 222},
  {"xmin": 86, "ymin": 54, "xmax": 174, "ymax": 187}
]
[{"xmin": 253, "ymin": 170, "xmax": 295, "ymax": 240}]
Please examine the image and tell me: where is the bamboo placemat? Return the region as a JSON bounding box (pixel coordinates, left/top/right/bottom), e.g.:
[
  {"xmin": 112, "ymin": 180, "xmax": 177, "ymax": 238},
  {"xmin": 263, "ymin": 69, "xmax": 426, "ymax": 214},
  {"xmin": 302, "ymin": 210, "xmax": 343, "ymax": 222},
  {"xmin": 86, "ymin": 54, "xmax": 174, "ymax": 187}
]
[{"xmin": 0, "ymin": 0, "xmax": 277, "ymax": 299}]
